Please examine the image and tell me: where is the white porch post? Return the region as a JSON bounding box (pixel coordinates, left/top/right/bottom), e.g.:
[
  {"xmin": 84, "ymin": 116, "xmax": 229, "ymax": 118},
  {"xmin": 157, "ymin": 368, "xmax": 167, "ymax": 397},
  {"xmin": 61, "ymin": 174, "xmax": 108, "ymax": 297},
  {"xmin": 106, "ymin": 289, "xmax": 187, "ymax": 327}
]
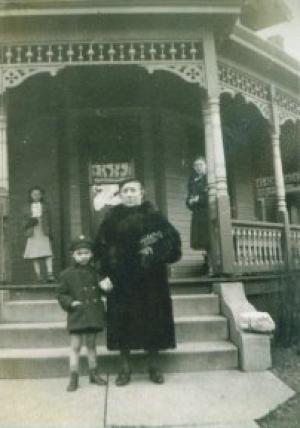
[
  {"xmin": 270, "ymin": 86, "xmax": 287, "ymax": 216},
  {"xmin": 270, "ymin": 85, "xmax": 291, "ymax": 269},
  {"xmin": 202, "ymin": 103, "xmax": 220, "ymax": 270},
  {"xmin": 0, "ymin": 82, "xmax": 9, "ymax": 283},
  {"xmin": 0, "ymin": 95, "xmax": 9, "ymax": 196},
  {"xmin": 203, "ymin": 31, "xmax": 234, "ymax": 274}
]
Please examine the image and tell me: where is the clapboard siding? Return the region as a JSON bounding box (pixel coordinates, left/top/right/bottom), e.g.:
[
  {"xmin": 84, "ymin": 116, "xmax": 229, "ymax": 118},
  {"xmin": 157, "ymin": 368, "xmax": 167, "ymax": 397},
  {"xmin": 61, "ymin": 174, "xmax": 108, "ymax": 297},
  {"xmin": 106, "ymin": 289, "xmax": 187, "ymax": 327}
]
[{"xmin": 161, "ymin": 111, "xmax": 205, "ymax": 274}]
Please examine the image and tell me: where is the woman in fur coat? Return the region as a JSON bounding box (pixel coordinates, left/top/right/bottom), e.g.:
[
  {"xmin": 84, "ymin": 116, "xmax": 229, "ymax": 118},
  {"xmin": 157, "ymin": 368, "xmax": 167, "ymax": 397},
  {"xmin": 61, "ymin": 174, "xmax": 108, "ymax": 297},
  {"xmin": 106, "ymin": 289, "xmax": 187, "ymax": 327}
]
[{"xmin": 94, "ymin": 179, "xmax": 181, "ymax": 386}]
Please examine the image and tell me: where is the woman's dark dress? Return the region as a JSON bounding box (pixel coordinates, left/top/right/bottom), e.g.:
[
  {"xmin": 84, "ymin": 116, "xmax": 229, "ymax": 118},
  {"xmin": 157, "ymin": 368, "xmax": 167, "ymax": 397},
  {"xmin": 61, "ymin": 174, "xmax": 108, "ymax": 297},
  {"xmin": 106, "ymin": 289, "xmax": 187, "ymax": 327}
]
[
  {"xmin": 186, "ymin": 172, "xmax": 209, "ymax": 250},
  {"xmin": 94, "ymin": 201, "xmax": 182, "ymax": 351}
]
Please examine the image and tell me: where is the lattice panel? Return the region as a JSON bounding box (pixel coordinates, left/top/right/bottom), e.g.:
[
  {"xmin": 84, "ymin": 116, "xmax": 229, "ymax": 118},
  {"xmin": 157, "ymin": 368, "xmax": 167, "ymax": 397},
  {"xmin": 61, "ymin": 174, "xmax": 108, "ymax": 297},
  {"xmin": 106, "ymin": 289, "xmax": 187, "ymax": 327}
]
[
  {"xmin": 276, "ymin": 89, "xmax": 300, "ymax": 125},
  {"xmin": 218, "ymin": 62, "xmax": 271, "ymax": 101}
]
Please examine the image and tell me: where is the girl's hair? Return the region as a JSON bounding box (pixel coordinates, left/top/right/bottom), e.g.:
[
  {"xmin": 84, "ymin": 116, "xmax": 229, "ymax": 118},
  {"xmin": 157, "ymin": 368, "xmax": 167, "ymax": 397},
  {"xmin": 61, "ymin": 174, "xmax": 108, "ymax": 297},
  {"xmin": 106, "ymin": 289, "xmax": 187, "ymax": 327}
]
[
  {"xmin": 193, "ymin": 156, "xmax": 206, "ymax": 165},
  {"xmin": 28, "ymin": 186, "xmax": 45, "ymax": 202}
]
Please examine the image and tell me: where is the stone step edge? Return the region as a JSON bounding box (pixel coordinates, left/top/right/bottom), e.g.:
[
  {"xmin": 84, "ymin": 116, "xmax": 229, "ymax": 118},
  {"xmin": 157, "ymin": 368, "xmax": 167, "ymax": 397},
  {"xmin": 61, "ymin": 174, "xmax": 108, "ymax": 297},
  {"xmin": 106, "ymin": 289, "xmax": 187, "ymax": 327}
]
[
  {"xmin": 0, "ymin": 341, "xmax": 237, "ymax": 358},
  {"xmin": 5, "ymin": 293, "xmax": 219, "ymax": 305},
  {"xmin": 0, "ymin": 315, "xmax": 228, "ymax": 330}
]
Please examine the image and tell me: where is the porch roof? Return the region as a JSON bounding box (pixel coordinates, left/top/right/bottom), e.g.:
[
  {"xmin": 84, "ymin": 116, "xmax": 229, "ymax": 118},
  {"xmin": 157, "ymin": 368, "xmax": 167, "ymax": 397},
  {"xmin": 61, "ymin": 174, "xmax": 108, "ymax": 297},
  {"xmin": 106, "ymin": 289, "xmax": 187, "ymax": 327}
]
[
  {"xmin": 241, "ymin": 0, "xmax": 291, "ymax": 30},
  {"xmin": 230, "ymin": 23, "xmax": 300, "ymax": 79}
]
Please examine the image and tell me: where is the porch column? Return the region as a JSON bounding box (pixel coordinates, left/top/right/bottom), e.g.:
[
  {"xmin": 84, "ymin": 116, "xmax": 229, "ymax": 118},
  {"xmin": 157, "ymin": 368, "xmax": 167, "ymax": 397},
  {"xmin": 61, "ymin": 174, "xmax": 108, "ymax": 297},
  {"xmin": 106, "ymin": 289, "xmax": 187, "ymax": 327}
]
[
  {"xmin": 0, "ymin": 91, "xmax": 9, "ymax": 283},
  {"xmin": 0, "ymin": 95, "xmax": 9, "ymax": 195},
  {"xmin": 203, "ymin": 31, "xmax": 234, "ymax": 274},
  {"xmin": 202, "ymin": 104, "xmax": 220, "ymax": 271},
  {"xmin": 270, "ymin": 85, "xmax": 292, "ymax": 269}
]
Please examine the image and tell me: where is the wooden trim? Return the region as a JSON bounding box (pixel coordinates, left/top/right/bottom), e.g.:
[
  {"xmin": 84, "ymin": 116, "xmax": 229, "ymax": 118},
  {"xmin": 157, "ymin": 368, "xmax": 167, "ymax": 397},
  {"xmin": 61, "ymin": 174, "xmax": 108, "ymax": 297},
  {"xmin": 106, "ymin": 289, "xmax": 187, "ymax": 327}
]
[{"xmin": 0, "ymin": 1, "xmax": 242, "ymax": 17}]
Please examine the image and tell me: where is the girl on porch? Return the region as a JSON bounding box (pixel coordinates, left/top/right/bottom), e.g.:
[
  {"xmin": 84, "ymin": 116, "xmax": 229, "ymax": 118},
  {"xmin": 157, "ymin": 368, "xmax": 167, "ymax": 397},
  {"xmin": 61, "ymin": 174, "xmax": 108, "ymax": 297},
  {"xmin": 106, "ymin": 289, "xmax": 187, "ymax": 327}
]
[
  {"xmin": 23, "ymin": 186, "xmax": 55, "ymax": 283},
  {"xmin": 186, "ymin": 156, "xmax": 211, "ymax": 275},
  {"xmin": 94, "ymin": 178, "xmax": 182, "ymax": 386}
]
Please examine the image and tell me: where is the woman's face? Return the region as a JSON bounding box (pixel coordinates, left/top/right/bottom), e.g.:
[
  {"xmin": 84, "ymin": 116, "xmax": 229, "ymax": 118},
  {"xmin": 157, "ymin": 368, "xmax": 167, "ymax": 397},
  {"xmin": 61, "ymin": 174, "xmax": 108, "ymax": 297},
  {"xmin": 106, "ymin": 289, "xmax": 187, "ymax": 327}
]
[
  {"xmin": 193, "ymin": 159, "xmax": 206, "ymax": 175},
  {"xmin": 119, "ymin": 181, "xmax": 143, "ymax": 207},
  {"xmin": 30, "ymin": 189, "xmax": 42, "ymax": 202}
]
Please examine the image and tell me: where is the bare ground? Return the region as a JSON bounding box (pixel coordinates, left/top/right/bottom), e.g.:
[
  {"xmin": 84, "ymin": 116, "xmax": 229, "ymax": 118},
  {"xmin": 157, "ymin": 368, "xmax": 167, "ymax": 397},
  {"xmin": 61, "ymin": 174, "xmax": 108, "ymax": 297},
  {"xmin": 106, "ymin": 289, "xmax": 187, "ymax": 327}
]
[{"xmin": 258, "ymin": 345, "xmax": 300, "ymax": 428}]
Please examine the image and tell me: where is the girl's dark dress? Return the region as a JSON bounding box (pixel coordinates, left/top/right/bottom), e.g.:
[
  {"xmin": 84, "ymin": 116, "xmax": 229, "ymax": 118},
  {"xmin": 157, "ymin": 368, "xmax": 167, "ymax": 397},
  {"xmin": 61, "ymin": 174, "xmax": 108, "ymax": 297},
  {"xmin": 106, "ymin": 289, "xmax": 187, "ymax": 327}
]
[
  {"xmin": 94, "ymin": 201, "xmax": 182, "ymax": 351},
  {"xmin": 186, "ymin": 171, "xmax": 209, "ymax": 250},
  {"xmin": 57, "ymin": 264, "xmax": 105, "ymax": 334}
]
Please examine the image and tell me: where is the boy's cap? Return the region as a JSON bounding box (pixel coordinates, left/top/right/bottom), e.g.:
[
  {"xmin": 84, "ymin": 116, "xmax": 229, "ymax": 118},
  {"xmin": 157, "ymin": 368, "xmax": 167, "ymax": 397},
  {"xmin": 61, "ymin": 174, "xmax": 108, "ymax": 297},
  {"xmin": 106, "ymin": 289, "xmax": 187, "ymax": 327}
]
[{"xmin": 70, "ymin": 235, "xmax": 93, "ymax": 252}]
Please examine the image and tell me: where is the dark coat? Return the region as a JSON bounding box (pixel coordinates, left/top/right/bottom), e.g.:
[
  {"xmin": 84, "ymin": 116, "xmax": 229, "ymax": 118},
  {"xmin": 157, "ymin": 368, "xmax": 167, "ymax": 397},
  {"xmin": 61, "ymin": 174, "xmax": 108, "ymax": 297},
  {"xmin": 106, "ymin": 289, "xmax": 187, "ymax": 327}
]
[
  {"xmin": 94, "ymin": 201, "xmax": 182, "ymax": 351},
  {"xmin": 23, "ymin": 202, "xmax": 52, "ymax": 238},
  {"xmin": 57, "ymin": 264, "xmax": 105, "ymax": 333},
  {"xmin": 186, "ymin": 172, "xmax": 209, "ymax": 250}
]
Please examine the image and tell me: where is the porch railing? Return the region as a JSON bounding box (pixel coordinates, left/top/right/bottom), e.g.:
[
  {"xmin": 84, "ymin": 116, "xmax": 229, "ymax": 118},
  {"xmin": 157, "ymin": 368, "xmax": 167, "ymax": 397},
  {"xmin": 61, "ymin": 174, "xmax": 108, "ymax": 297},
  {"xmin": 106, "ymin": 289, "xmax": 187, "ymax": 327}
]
[
  {"xmin": 232, "ymin": 220, "xmax": 285, "ymax": 273},
  {"xmin": 290, "ymin": 225, "xmax": 300, "ymax": 269},
  {"xmin": 0, "ymin": 201, "xmax": 5, "ymax": 283}
]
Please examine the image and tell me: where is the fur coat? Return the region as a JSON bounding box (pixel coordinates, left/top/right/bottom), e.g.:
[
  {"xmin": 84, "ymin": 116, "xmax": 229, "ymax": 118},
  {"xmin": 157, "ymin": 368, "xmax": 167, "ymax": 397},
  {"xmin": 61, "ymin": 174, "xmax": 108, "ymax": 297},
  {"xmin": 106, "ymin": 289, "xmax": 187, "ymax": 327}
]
[{"xmin": 94, "ymin": 201, "xmax": 181, "ymax": 351}]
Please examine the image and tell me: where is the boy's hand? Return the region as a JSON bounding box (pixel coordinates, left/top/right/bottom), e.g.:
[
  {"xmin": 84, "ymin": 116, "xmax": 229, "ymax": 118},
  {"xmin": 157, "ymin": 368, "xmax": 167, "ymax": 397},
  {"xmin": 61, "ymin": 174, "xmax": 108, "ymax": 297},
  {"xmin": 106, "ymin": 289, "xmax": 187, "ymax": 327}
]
[
  {"xmin": 71, "ymin": 301, "xmax": 82, "ymax": 308},
  {"xmin": 99, "ymin": 277, "xmax": 113, "ymax": 292}
]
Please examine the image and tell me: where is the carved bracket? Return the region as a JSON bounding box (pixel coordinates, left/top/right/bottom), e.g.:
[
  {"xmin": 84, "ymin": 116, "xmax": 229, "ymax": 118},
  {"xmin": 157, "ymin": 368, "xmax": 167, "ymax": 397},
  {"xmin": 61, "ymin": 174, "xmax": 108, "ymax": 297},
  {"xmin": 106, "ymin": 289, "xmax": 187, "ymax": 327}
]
[
  {"xmin": 143, "ymin": 63, "xmax": 206, "ymax": 88},
  {"xmin": 1, "ymin": 66, "xmax": 64, "ymax": 94}
]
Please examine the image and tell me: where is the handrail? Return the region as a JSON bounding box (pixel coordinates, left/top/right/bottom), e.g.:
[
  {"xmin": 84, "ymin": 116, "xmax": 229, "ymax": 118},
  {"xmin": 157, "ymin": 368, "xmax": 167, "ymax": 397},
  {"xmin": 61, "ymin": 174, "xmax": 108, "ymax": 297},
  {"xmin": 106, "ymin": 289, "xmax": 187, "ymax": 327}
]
[
  {"xmin": 290, "ymin": 224, "xmax": 300, "ymax": 231},
  {"xmin": 0, "ymin": 202, "xmax": 5, "ymax": 284},
  {"xmin": 232, "ymin": 219, "xmax": 284, "ymax": 229}
]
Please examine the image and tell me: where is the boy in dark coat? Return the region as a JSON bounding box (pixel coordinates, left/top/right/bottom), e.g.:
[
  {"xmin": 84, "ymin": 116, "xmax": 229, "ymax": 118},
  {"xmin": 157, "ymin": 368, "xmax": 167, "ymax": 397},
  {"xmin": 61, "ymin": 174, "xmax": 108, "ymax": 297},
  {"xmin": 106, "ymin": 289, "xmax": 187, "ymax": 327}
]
[
  {"xmin": 94, "ymin": 179, "xmax": 182, "ymax": 386},
  {"xmin": 57, "ymin": 235, "xmax": 106, "ymax": 392}
]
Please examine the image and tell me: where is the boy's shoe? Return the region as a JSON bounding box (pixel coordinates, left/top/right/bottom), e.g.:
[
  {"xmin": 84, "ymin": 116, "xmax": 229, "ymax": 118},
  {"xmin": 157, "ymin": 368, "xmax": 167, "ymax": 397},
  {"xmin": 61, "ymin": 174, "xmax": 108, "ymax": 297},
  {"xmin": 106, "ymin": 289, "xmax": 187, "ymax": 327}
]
[
  {"xmin": 149, "ymin": 367, "xmax": 165, "ymax": 384},
  {"xmin": 115, "ymin": 370, "xmax": 131, "ymax": 386},
  {"xmin": 67, "ymin": 372, "xmax": 79, "ymax": 392},
  {"xmin": 89, "ymin": 369, "xmax": 107, "ymax": 386}
]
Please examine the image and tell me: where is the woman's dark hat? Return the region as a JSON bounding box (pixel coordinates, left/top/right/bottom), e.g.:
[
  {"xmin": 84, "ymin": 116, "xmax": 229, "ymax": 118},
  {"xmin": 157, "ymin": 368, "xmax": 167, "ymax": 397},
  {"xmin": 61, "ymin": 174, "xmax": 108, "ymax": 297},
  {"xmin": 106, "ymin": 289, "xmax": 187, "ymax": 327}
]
[{"xmin": 70, "ymin": 235, "xmax": 93, "ymax": 252}]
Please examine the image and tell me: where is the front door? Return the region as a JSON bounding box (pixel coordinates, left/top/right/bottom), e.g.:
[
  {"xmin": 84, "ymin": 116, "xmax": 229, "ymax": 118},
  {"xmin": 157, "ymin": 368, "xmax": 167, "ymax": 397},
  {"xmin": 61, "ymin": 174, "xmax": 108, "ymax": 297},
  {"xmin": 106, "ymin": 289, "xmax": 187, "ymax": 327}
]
[{"xmin": 77, "ymin": 111, "xmax": 144, "ymax": 237}]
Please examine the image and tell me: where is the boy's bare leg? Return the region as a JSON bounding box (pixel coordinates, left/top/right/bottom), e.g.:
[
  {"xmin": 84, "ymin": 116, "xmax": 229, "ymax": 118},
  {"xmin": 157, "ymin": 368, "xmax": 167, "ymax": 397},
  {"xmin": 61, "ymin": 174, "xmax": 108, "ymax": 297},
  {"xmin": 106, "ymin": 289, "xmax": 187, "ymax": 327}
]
[
  {"xmin": 86, "ymin": 333, "xmax": 107, "ymax": 385},
  {"xmin": 67, "ymin": 334, "xmax": 82, "ymax": 391}
]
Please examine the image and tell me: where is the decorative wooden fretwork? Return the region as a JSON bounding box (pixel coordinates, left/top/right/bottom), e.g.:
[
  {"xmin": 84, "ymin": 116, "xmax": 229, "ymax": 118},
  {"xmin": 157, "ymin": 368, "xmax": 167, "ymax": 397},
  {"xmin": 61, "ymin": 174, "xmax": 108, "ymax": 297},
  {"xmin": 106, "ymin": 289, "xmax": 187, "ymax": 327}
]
[
  {"xmin": 2, "ymin": 66, "xmax": 63, "ymax": 91},
  {"xmin": 144, "ymin": 63, "xmax": 206, "ymax": 86},
  {"xmin": 275, "ymin": 89, "xmax": 300, "ymax": 125},
  {"xmin": 0, "ymin": 40, "xmax": 204, "ymax": 93},
  {"xmin": 218, "ymin": 62, "xmax": 272, "ymax": 120}
]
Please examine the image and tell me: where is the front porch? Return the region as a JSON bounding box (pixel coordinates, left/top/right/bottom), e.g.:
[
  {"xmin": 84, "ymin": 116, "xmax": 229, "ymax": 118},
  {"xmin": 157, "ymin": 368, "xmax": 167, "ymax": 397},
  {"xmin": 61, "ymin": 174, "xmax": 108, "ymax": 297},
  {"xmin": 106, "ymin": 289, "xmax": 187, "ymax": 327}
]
[{"xmin": 0, "ymin": 26, "xmax": 300, "ymax": 284}]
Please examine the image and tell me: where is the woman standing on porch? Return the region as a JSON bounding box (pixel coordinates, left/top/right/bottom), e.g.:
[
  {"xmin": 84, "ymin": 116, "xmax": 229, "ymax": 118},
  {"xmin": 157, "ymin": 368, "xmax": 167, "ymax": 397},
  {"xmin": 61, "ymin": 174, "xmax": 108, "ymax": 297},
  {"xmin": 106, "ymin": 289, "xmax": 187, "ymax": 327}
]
[
  {"xmin": 23, "ymin": 186, "xmax": 55, "ymax": 283},
  {"xmin": 186, "ymin": 156, "xmax": 210, "ymax": 275},
  {"xmin": 94, "ymin": 178, "xmax": 181, "ymax": 386}
]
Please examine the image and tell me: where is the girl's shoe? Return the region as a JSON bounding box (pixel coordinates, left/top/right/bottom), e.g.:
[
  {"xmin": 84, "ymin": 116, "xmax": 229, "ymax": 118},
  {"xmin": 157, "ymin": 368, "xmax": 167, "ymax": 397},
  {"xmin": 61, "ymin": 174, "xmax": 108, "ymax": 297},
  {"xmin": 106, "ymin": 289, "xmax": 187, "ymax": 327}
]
[
  {"xmin": 149, "ymin": 367, "xmax": 165, "ymax": 384},
  {"xmin": 46, "ymin": 274, "xmax": 56, "ymax": 283},
  {"xmin": 89, "ymin": 369, "xmax": 107, "ymax": 386},
  {"xmin": 67, "ymin": 372, "xmax": 79, "ymax": 392},
  {"xmin": 115, "ymin": 370, "xmax": 131, "ymax": 386}
]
